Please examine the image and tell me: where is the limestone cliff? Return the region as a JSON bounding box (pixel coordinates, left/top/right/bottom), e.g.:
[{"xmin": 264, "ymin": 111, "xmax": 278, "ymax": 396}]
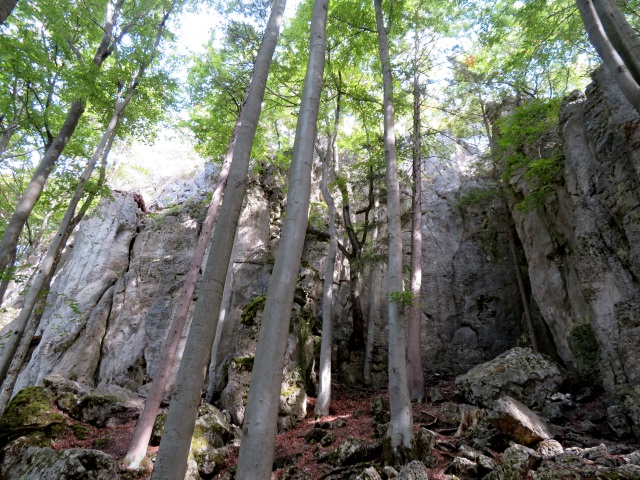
[{"xmin": 509, "ymin": 67, "xmax": 640, "ymax": 437}]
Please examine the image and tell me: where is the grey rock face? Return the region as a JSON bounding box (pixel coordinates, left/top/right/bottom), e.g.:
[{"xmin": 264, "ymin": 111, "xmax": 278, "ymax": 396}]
[
  {"xmin": 420, "ymin": 147, "xmax": 524, "ymax": 375},
  {"xmin": 10, "ymin": 193, "xmax": 141, "ymax": 391},
  {"xmin": 455, "ymin": 347, "xmax": 565, "ymax": 409},
  {"xmin": 510, "ymin": 67, "xmax": 640, "ymax": 436}
]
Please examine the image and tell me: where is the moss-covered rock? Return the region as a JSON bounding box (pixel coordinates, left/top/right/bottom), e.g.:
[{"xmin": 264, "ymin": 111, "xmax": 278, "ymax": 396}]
[{"xmin": 0, "ymin": 387, "xmax": 63, "ymax": 441}]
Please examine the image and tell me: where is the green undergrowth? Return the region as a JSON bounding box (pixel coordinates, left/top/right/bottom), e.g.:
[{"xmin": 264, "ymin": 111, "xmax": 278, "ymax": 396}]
[{"xmin": 497, "ymin": 98, "xmax": 563, "ymax": 211}]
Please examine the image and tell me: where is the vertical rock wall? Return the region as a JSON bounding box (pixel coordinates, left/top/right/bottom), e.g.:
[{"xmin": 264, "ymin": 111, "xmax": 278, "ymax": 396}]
[
  {"xmin": 420, "ymin": 147, "xmax": 524, "ymax": 375},
  {"xmin": 510, "ymin": 68, "xmax": 640, "ymax": 436}
]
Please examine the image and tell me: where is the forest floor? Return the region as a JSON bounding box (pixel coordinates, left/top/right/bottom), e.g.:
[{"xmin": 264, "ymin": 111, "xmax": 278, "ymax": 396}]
[{"xmin": 51, "ymin": 374, "xmax": 639, "ymax": 479}]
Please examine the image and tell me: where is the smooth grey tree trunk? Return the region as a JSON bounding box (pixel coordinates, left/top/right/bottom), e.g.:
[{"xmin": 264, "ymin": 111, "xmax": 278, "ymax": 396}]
[
  {"xmin": 363, "ymin": 189, "xmax": 379, "ymax": 385},
  {"xmin": 149, "ymin": 0, "xmax": 286, "ymax": 477},
  {"xmin": 407, "ymin": 41, "xmax": 425, "ymax": 403},
  {"xmin": 234, "ymin": 0, "xmax": 328, "ymax": 475},
  {"xmin": 0, "ymin": 0, "xmax": 126, "ymax": 305},
  {"xmin": 576, "ymin": 0, "xmax": 640, "ymax": 113},
  {"xmin": 592, "ymin": 0, "xmax": 640, "ymax": 86},
  {"xmin": 204, "ymin": 227, "xmax": 237, "ymax": 403},
  {"xmin": 315, "ymin": 100, "xmax": 339, "ymax": 417},
  {"xmin": 0, "ymin": 0, "xmax": 18, "ymax": 25},
  {"xmin": 374, "ymin": 0, "xmax": 414, "ymax": 450}
]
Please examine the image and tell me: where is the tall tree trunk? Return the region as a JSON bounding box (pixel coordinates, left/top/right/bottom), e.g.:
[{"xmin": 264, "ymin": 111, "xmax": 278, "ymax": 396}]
[
  {"xmin": 315, "ymin": 98, "xmax": 339, "ymax": 417},
  {"xmin": 592, "ymin": 0, "xmax": 640, "ymax": 86},
  {"xmin": 576, "ymin": 0, "xmax": 640, "ymax": 113},
  {"xmin": 0, "ymin": 0, "xmax": 18, "ymax": 26},
  {"xmin": 348, "ymin": 268, "xmax": 365, "ymax": 349},
  {"xmin": 506, "ymin": 214, "xmax": 539, "ymax": 352},
  {"xmin": 235, "ymin": 0, "xmax": 327, "ymax": 476},
  {"xmin": 0, "ymin": 0, "xmax": 125, "ymax": 303},
  {"xmin": 363, "ymin": 187, "xmax": 380, "ymax": 385},
  {"xmin": 149, "ymin": 0, "xmax": 286, "ymax": 476},
  {"xmin": 407, "ymin": 38, "xmax": 425, "ymax": 403},
  {"xmin": 205, "ymin": 233, "xmax": 237, "ymax": 403},
  {"xmin": 374, "ymin": 0, "xmax": 413, "ymax": 449}
]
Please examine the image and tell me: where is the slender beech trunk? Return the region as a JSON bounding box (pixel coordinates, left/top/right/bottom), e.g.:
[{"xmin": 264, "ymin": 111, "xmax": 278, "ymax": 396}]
[
  {"xmin": 374, "ymin": 0, "xmax": 413, "ymax": 449},
  {"xmin": 0, "ymin": 0, "xmax": 18, "ymax": 25},
  {"xmin": 505, "ymin": 220, "xmax": 539, "ymax": 352},
  {"xmin": 592, "ymin": 0, "xmax": 640, "ymax": 86},
  {"xmin": 407, "ymin": 37, "xmax": 425, "ymax": 402},
  {"xmin": 150, "ymin": 0, "xmax": 286, "ymax": 476},
  {"xmin": 363, "ymin": 188, "xmax": 380, "ymax": 385},
  {"xmin": 235, "ymin": 0, "xmax": 327, "ymax": 475},
  {"xmin": 204, "ymin": 228, "xmax": 238, "ymax": 403},
  {"xmin": 0, "ymin": 0, "xmax": 125, "ymax": 303},
  {"xmin": 576, "ymin": 0, "xmax": 640, "ymax": 113},
  {"xmin": 0, "ymin": 6, "xmax": 162, "ymax": 385},
  {"xmin": 315, "ymin": 98, "xmax": 340, "ymax": 418}
]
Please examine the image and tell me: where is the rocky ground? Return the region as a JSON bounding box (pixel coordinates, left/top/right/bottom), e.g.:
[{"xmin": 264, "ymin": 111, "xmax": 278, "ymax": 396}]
[{"xmin": 2, "ymin": 348, "xmax": 640, "ymax": 479}]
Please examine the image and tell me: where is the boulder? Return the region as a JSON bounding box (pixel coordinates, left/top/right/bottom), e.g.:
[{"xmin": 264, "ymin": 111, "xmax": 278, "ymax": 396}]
[
  {"xmin": 329, "ymin": 437, "xmax": 383, "ymax": 467},
  {"xmin": 71, "ymin": 386, "xmax": 143, "ymax": 427},
  {"xmin": 455, "ymin": 347, "xmax": 565, "ymax": 409},
  {"xmin": 1, "ymin": 446, "xmax": 117, "ymax": 479},
  {"xmin": 484, "ymin": 444, "xmax": 541, "ymax": 480},
  {"xmin": 0, "ymin": 387, "xmax": 63, "ymax": 441},
  {"xmin": 488, "ymin": 396, "xmax": 554, "ymax": 445},
  {"xmin": 396, "ymin": 460, "xmax": 429, "ymax": 480}
]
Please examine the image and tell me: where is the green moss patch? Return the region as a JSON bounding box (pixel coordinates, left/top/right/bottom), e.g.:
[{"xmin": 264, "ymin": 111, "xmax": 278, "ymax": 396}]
[
  {"xmin": 241, "ymin": 295, "xmax": 266, "ymax": 326},
  {"xmin": 0, "ymin": 387, "xmax": 63, "ymax": 432}
]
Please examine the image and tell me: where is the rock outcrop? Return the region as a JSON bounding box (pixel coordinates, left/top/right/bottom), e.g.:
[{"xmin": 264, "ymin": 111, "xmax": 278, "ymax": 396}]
[{"xmin": 510, "ymin": 67, "xmax": 640, "ymax": 437}]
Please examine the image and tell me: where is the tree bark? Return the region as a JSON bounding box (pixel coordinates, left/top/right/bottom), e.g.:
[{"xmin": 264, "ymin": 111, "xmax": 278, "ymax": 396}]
[
  {"xmin": 407, "ymin": 36, "xmax": 425, "ymax": 403},
  {"xmin": 363, "ymin": 188, "xmax": 380, "ymax": 385},
  {"xmin": 576, "ymin": 0, "xmax": 640, "ymax": 113},
  {"xmin": 0, "ymin": 0, "xmax": 18, "ymax": 26},
  {"xmin": 235, "ymin": 0, "xmax": 327, "ymax": 475},
  {"xmin": 315, "ymin": 98, "xmax": 340, "ymax": 417},
  {"xmin": 0, "ymin": 0, "xmax": 126, "ymax": 305},
  {"xmin": 149, "ymin": 0, "xmax": 286, "ymax": 476},
  {"xmin": 592, "ymin": 0, "xmax": 640, "ymax": 87},
  {"xmin": 374, "ymin": 0, "xmax": 413, "ymax": 449}
]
